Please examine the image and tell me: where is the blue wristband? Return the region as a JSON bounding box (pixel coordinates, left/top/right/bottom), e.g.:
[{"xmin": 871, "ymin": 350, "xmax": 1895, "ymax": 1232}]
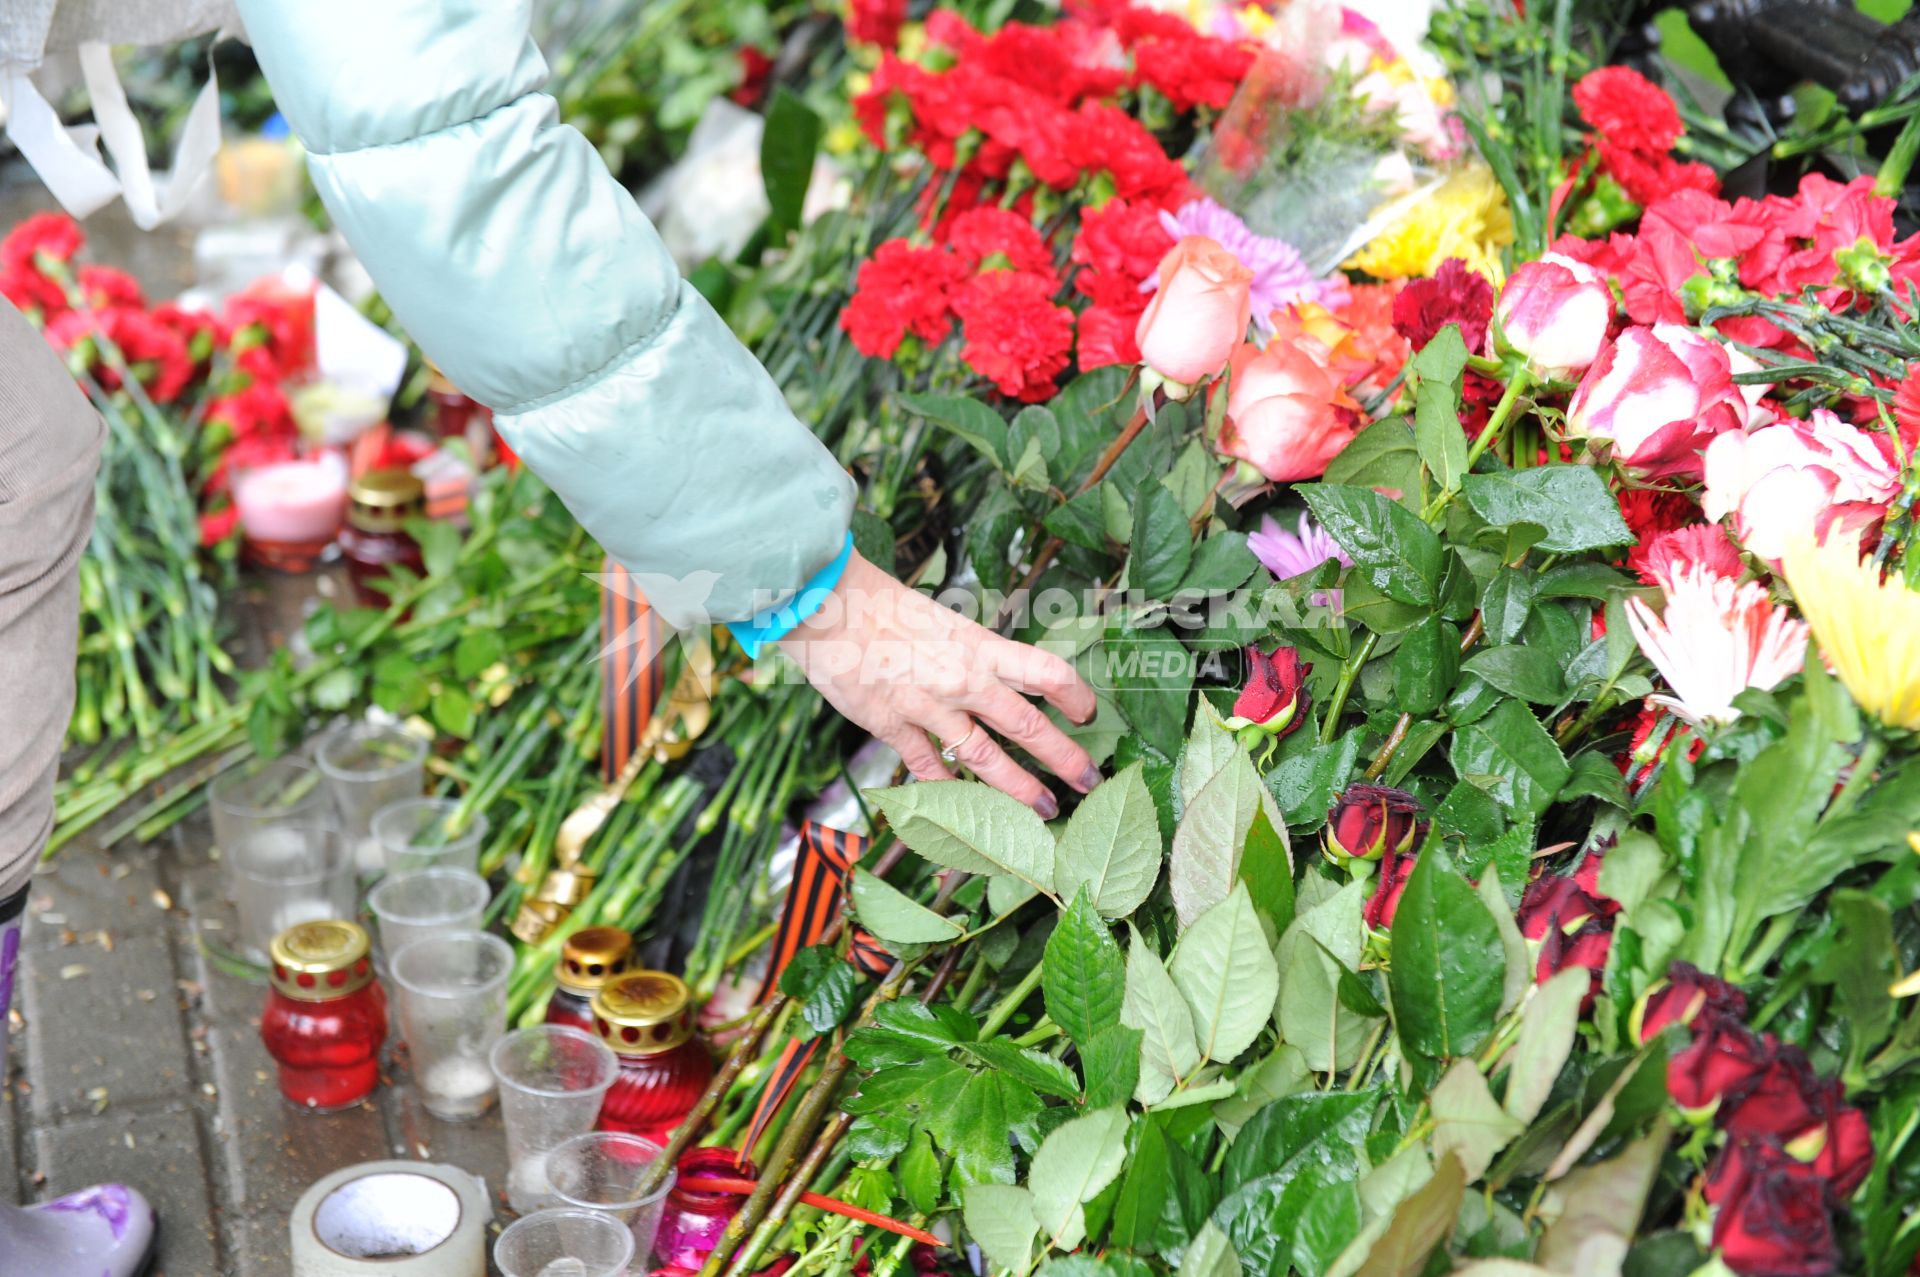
[{"xmin": 725, "ymin": 532, "xmax": 855, "ymax": 658}]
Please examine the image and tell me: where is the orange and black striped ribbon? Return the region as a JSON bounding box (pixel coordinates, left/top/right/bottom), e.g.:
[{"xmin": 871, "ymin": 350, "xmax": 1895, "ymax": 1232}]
[
  {"xmin": 601, "ymin": 558, "xmax": 665, "ymax": 783},
  {"xmin": 741, "ymin": 823, "xmax": 895, "ymax": 1159}
]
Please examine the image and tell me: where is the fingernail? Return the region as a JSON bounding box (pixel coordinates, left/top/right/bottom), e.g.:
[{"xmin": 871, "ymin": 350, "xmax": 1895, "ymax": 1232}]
[
  {"xmin": 1035, "ymin": 792, "xmax": 1060, "ymax": 820},
  {"xmin": 1078, "ymin": 765, "xmax": 1102, "ymax": 793}
]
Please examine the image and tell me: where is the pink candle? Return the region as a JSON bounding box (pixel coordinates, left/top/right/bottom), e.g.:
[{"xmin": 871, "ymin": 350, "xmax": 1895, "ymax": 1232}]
[{"xmin": 234, "ymin": 454, "xmax": 350, "ymax": 543}]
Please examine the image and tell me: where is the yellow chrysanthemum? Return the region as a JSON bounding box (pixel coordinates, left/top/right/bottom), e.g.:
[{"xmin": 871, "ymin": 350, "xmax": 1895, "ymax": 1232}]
[
  {"xmin": 1344, "ymin": 164, "xmax": 1514, "ymax": 282},
  {"xmin": 1781, "ymin": 536, "xmax": 1920, "ymax": 731}
]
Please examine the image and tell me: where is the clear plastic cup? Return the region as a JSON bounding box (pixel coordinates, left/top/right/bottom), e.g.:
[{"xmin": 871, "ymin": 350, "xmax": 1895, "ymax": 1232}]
[
  {"xmin": 368, "ymin": 869, "xmax": 491, "ymax": 958},
  {"xmin": 373, "ymin": 797, "xmax": 490, "ymax": 876},
  {"xmin": 230, "ymin": 821, "xmax": 356, "ymax": 964},
  {"xmin": 494, "ymin": 1208, "xmax": 635, "ymax": 1277},
  {"xmin": 391, "ymin": 930, "xmax": 514, "ymax": 1121},
  {"xmin": 543, "ymin": 1132, "xmax": 675, "ymax": 1269},
  {"xmin": 490, "ymin": 1026, "xmax": 621, "ymax": 1213},
  {"xmin": 208, "ymin": 756, "xmax": 329, "ymax": 898},
  {"xmin": 316, "ymin": 724, "xmax": 428, "ymax": 872}
]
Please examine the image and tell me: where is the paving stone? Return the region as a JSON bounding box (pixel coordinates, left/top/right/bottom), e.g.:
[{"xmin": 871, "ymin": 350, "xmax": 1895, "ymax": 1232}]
[
  {"xmin": 21, "ymin": 846, "xmax": 169, "ymax": 950},
  {"xmin": 32, "ymin": 1106, "xmax": 223, "ymax": 1276},
  {"xmin": 385, "ymin": 1077, "xmax": 512, "ymax": 1215},
  {"xmin": 1, "ymin": 1061, "xmax": 17, "ymax": 1200},
  {"xmin": 206, "ymin": 1023, "xmax": 389, "ymax": 1275},
  {"xmin": 20, "ymin": 931, "xmax": 192, "ymax": 1122}
]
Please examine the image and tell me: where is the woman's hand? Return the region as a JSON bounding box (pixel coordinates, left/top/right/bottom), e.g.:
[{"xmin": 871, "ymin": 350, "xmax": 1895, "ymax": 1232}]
[{"xmin": 777, "ymin": 551, "xmax": 1101, "ymax": 817}]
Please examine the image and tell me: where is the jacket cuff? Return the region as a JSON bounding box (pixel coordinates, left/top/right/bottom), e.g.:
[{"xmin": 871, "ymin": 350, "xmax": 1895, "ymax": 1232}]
[{"xmin": 726, "ymin": 533, "xmax": 854, "ymax": 658}]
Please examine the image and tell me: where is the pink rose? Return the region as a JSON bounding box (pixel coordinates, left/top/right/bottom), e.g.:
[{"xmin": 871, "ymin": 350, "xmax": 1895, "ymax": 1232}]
[
  {"xmin": 1566, "ymin": 324, "xmax": 1767, "ymax": 479},
  {"xmin": 1494, "ymin": 252, "xmax": 1613, "ymax": 378},
  {"xmin": 1218, "ymin": 338, "xmax": 1358, "ymax": 482},
  {"xmin": 1703, "ymin": 407, "xmax": 1900, "ymax": 562},
  {"xmin": 1135, "ymin": 235, "xmax": 1253, "ymax": 389}
]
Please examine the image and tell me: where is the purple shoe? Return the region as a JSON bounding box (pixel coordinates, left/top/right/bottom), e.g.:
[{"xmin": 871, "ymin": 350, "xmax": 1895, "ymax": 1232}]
[{"xmin": 1, "ymin": 1183, "xmax": 158, "ymax": 1276}]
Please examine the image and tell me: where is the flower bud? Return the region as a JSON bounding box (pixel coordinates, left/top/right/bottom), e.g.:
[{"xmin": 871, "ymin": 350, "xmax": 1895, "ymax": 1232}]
[
  {"xmin": 1493, "ymin": 252, "xmax": 1613, "ymax": 379},
  {"xmin": 1323, "ymin": 784, "xmax": 1426, "ymax": 865},
  {"xmin": 1225, "ymin": 645, "xmax": 1309, "ymax": 737}
]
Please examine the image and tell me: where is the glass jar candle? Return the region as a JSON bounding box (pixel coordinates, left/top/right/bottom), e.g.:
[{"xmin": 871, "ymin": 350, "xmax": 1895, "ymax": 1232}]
[
  {"xmin": 651, "ymin": 1147, "xmax": 754, "ymax": 1271},
  {"xmin": 233, "ymin": 452, "xmax": 349, "ymax": 573},
  {"xmin": 591, "ymin": 972, "xmax": 714, "ymax": 1144},
  {"xmin": 339, "ymin": 468, "xmax": 427, "ymax": 607},
  {"xmin": 261, "ymin": 919, "xmax": 387, "ymax": 1111},
  {"xmin": 546, "ymin": 927, "xmax": 635, "ymax": 1035}
]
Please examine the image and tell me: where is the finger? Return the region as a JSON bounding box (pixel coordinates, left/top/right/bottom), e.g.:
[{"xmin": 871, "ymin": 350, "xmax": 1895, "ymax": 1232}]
[
  {"xmin": 922, "ymin": 706, "xmax": 1058, "ymax": 819},
  {"xmin": 886, "ymin": 724, "xmax": 953, "ymax": 783},
  {"xmin": 987, "ymin": 638, "xmax": 1097, "ymax": 725},
  {"xmin": 968, "ymin": 683, "xmax": 1100, "ymax": 794}
]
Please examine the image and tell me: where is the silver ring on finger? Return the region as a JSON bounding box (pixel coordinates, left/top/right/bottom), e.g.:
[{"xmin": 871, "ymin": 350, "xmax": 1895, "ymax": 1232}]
[{"xmin": 938, "ymin": 723, "xmax": 978, "ymax": 765}]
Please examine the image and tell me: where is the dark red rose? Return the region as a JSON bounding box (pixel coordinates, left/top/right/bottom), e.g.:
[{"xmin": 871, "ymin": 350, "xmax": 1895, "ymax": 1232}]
[
  {"xmin": 1391, "ymin": 257, "xmax": 1495, "ymax": 353},
  {"xmin": 1228, "ymin": 645, "xmax": 1309, "ymax": 736},
  {"xmin": 1705, "ymin": 1137, "xmax": 1839, "ymax": 1277},
  {"xmin": 1536, "ymin": 915, "xmax": 1612, "ymax": 994},
  {"xmin": 1324, "ymin": 784, "xmax": 1426, "ymax": 864},
  {"xmin": 1798, "ymin": 1099, "xmax": 1873, "ymax": 1198},
  {"xmin": 1668, "ymin": 1016, "xmax": 1772, "ymax": 1112},
  {"xmin": 1721, "ymin": 1044, "xmax": 1822, "ymax": 1143},
  {"xmin": 1633, "ymin": 961, "xmax": 1747, "ymax": 1044},
  {"xmin": 1516, "ymin": 875, "xmax": 1609, "ymax": 942},
  {"xmin": 1363, "ymin": 845, "xmax": 1416, "ymax": 930}
]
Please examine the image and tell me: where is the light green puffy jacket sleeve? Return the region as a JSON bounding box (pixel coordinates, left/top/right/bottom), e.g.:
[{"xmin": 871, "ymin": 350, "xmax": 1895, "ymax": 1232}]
[{"xmin": 233, "ymin": 0, "xmax": 855, "ymax": 629}]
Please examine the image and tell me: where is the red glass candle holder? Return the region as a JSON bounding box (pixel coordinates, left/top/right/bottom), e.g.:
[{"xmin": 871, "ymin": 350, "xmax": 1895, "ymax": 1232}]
[
  {"xmin": 590, "ymin": 971, "xmax": 714, "ymax": 1145},
  {"xmin": 652, "ymin": 1146, "xmax": 755, "ymax": 1271},
  {"xmin": 339, "ymin": 468, "xmax": 427, "ymax": 608},
  {"xmin": 545, "ymin": 926, "xmax": 635, "ymax": 1036},
  {"xmin": 261, "ymin": 919, "xmax": 387, "ymax": 1111}
]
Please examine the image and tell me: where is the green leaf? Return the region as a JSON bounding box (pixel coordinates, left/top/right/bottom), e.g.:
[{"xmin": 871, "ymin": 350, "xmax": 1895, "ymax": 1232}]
[
  {"xmin": 1110, "ymin": 1115, "xmax": 1170, "ymax": 1251},
  {"xmin": 1171, "ymin": 884, "xmax": 1281, "ymax": 1064},
  {"xmin": 1183, "ymin": 531, "xmax": 1260, "ymax": 595},
  {"xmin": 1294, "ymin": 1182, "xmax": 1365, "ymax": 1277},
  {"xmin": 1274, "ymin": 880, "xmax": 1375, "ymax": 1072},
  {"xmin": 1030, "ymin": 1107, "xmax": 1131, "ymax": 1248},
  {"xmin": 1045, "ymin": 889, "xmax": 1127, "ymax": 1047},
  {"xmin": 1460, "ymin": 468, "xmax": 1632, "ymax": 554},
  {"xmin": 760, "ymin": 88, "xmax": 821, "ymax": 239},
  {"xmin": 1324, "ymin": 417, "xmax": 1420, "ymax": 509},
  {"xmin": 1301, "ymin": 484, "xmax": 1444, "ymax": 606},
  {"xmin": 1502, "ymin": 968, "xmax": 1588, "ymax": 1125},
  {"xmin": 850, "ymin": 509, "xmax": 897, "ymax": 576},
  {"xmin": 1239, "ymin": 804, "xmax": 1296, "ymax": 934},
  {"xmin": 899, "ymin": 392, "xmax": 1008, "ymax": 467},
  {"xmin": 1223, "ymin": 1090, "xmax": 1377, "ymax": 1193},
  {"xmin": 1082, "ymin": 1023, "xmax": 1145, "ymax": 1111},
  {"xmin": 1480, "ymin": 569, "xmax": 1534, "ymax": 645},
  {"xmin": 1181, "ymin": 1222, "xmax": 1241, "ymax": 1277},
  {"xmin": 1266, "ymin": 732, "xmax": 1363, "ymax": 828},
  {"xmin": 452, "ymin": 630, "xmax": 505, "ymax": 680},
  {"xmin": 308, "ymin": 666, "xmax": 361, "ymax": 712},
  {"xmin": 1430, "ymin": 1060, "xmax": 1524, "ymax": 1180},
  {"xmin": 1449, "ymin": 700, "xmax": 1571, "ymax": 821},
  {"xmin": 902, "ymin": 1129, "xmax": 943, "ymax": 1215},
  {"xmin": 1132, "ymin": 484, "xmax": 1194, "ymax": 600},
  {"xmin": 1122, "ymin": 924, "xmax": 1201, "ymax": 1104},
  {"xmin": 1477, "ymin": 873, "xmax": 1531, "ymax": 1017},
  {"xmin": 1172, "ymin": 748, "xmax": 1275, "ymax": 929},
  {"xmin": 940, "ymin": 1068, "xmax": 1044, "ymax": 1186},
  {"xmin": 1344, "ymin": 1153, "xmax": 1465, "ymax": 1277},
  {"xmin": 1054, "ymin": 763, "xmax": 1162, "ymax": 918},
  {"xmin": 1103, "ymin": 624, "xmax": 1194, "ymax": 760},
  {"xmin": 1215, "ymin": 1045, "xmax": 1312, "ymax": 1140},
  {"xmin": 1413, "ymin": 333, "xmax": 1470, "ymax": 493},
  {"xmin": 1392, "ymin": 615, "xmax": 1462, "ymax": 717},
  {"xmin": 780, "ymin": 946, "xmax": 864, "ymax": 1039},
  {"xmin": 1463, "ymin": 645, "xmax": 1565, "ymax": 704},
  {"xmin": 1535, "ymin": 1125, "xmax": 1668, "ymax": 1275},
  {"xmin": 1388, "ymin": 847, "xmax": 1505, "ymax": 1060},
  {"xmin": 871, "ymin": 781, "xmax": 1057, "ymax": 903},
  {"xmin": 851, "ymin": 868, "xmax": 966, "ymax": 944},
  {"xmin": 963, "ymin": 1039, "xmax": 1082, "ymax": 1100},
  {"xmin": 1047, "ymin": 488, "xmax": 1113, "ymax": 551},
  {"xmin": 964, "ymin": 1183, "xmax": 1040, "ymax": 1271},
  {"xmin": 1560, "ymin": 751, "xmax": 1630, "ymax": 809},
  {"xmin": 1177, "ymin": 701, "xmax": 1241, "ymax": 810}
]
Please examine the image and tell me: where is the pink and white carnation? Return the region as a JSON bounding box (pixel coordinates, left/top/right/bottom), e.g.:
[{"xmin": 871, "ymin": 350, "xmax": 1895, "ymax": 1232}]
[
  {"xmin": 1157, "ymin": 198, "xmax": 1348, "ymax": 335},
  {"xmin": 1625, "ymin": 564, "xmax": 1808, "ymax": 726},
  {"xmin": 1702, "ymin": 407, "xmax": 1901, "ymax": 564}
]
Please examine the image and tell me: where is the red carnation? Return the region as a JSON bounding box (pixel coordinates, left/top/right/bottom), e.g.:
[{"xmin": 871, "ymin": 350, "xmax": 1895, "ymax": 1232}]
[
  {"xmin": 731, "ymin": 47, "xmax": 775, "ymax": 106},
  {"xmin": 943, "ymin": 207, "xmax": 1056, "ymax": 281},
  {"xmin": 1596, "ymin": 140, "xmax": 1720, "ymax": 208},
  {"xmin": 224, "ymin": 281, "xmax": 317, "ymax": 382},
  {"xmin": 1571, "ymin": 67, "xmax": 1683, "ymax": 157},
  {"xmin": 846, "ymin": 0, "xmax": 907, "ymax": 49},
  {"xmin": 1, "ymin": 211, "xmax": 84, "ymax": 278},
  {"xmin": 198, "ymin": 505, "xmax": 241, "ymax": 547},
  {"xmin": 1704, "ymin": 1137, "xmax": 1840, "ymax": 1277},
  {"xmin": 78, "ymin": 265, "xmax": 143, "ymax": 311},
  {"xmin": 44, "ymin": 306, "xmax": 193, "ymax": 403},
  {"xmin": 1897, "ymin": 365, "xmax": 1920, "ymax": 443},
  {"xmin": 1617, "ymin": 487, "xmax": 1696, "ymax": 548},
  {"xmin": 1076, "ymin": 303, "xmax": 1143, "ymax": 371},
  {"xmin": 841, "ymin": 240, "xmax": 969, "ymax": 359},
  {"xmin": 1073, "ymin": 198, "xmax": 1175, "ymax": 307},
  {"xmin": 952, "ymin": 271, "xmax": 1074, "ymax": 402},
  {"xmin": 1066, "ymin": 102, "xmax": 1189, "ymax": 208},
  {"xmin": 1631, "ymin": 523, "xmax": 1743, "ymax": 589},
  {"xmin": 1130, "ymin": 34, "xmax": 1255, "ymax": 113},
  {"xmin": 1391, "ymin": 257, "xmax": 1495, "ymax": 352}
]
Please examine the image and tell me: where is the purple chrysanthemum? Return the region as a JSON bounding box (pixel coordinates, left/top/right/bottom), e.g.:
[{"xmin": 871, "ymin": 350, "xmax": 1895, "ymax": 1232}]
[
  {"xmin": 1250, "ymin": 513, "xmax": 1351, "ymax": 608},
  {"xmin": 1152, "ymin": 198, "xmax": 1350, "ymax": 334}
]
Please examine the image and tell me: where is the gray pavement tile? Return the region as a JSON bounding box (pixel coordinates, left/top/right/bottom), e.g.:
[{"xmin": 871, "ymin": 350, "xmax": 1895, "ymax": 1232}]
[
  {"xmin": 32, "ymin": 1106, "xmax": 223, "ymax": 1277},
  {"xmin": 19, "ymin": 931, "xmax": 193, "ymax": 1122}
]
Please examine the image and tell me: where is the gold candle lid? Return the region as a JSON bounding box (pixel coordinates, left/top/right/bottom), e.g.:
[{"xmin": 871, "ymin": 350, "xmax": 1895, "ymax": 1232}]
[
  {"xmin": 557, "ymin": 927, "xmax": 634, "ymax": 994},
  {"xmin": 347, "ymin": 468, "xmax": 425, "ymax": 534},
  {"xmin": 591, "ymin": 971, "xmax": 696, "ymax": 1055},
  {"xmin": 270, "ymin": 919, "xmax": 375, "ymax": 1002}
]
